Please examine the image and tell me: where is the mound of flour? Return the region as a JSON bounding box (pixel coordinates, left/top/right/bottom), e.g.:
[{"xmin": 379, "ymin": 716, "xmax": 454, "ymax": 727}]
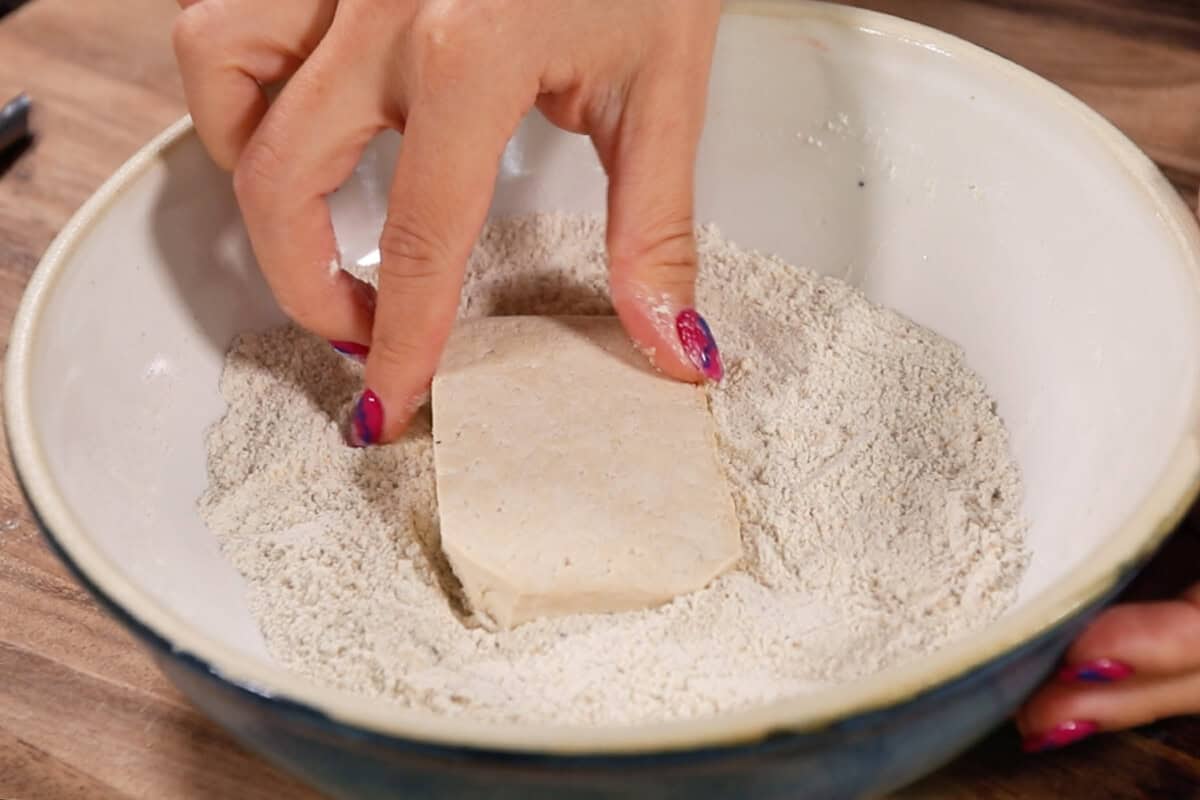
[{"xmin": 200, "ymin": 214, "xmax": 1028, "ymax": 726}]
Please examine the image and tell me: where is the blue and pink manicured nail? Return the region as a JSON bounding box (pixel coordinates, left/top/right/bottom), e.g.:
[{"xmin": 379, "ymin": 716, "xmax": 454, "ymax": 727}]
[
  {"xmin": 1022, "ymin": 720, "xmax": 1099, "ymax": 753},
  {"xmin": 1020, "ymin": 660, "xmax": 1129, "ymax": 753},
  {"xmin": 676, "ymin": 309, "xmax": 723, "ymax": 382},
  {"xmin": 1057, "ymin": 659, "xmax": 1134, "ymax": 684},
  {"xmin": 331, "ymin": 340, "xmax": 370, "ymax": 363},
  {"xmin": 348, "ymin": 389, "xmax": 384, "ymax": 447}
]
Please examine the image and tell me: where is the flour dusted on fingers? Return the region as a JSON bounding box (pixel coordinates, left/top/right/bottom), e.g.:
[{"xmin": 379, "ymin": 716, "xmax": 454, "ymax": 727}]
[{"xmin": 200, "ymin": 213, "xmax": 1029, "ymax": 726}]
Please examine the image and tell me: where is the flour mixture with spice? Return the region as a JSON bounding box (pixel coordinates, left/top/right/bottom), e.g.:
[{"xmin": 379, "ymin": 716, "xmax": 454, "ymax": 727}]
[{"xmin": 200, "ymin": 213, "xmax": 1029, "ymax": 726}]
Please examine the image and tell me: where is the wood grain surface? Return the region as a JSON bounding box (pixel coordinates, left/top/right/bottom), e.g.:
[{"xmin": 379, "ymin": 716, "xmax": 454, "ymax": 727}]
[{"xmin": 0, "ymin": 1, "xmax": 1197, "ymax": 798}]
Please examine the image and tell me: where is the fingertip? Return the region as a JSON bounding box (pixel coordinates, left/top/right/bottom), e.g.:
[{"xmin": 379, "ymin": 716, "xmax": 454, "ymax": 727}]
[
  {"xmin": 1020, "ymin": 666, "xmax": 1200, "ymax": 742},
  {"xmin": 676, "ymin": 307, "xmax": 725, "ymax": 382},
  {"xmin": 345, "ymin": 385, "xmax": 428, "ymax": 448},
  {"xmin": 1021, "ymin": 719, "xmax": 1100, "ymax": 754},
  {"xmin": 613, "ymin": 296, "xmax": 695, "ymax": 382},
  {"xmin": 352, "ymin": 325, "xmax": 444, "ymax": 447},
  {"xmin": 1056, "ymin": 658, "xmax": 1135, "ymax": 685},
  {"xmin": 1064, "ymin": 605, "xmax": 1145, "ymax": 663},
  {"xmin": 1064, "ymin": 600, "xmax": 1200, "ymax": 676},
  {"xmin": 266, "ymin": 264, "xmax": 374, "ymax": 348},
  {"xmin": 611, "ymin": 288, "xmax": 723, "ymax": 384},
  {"xmin": 343, "ymin": 381, "xmax": 429, "ymax": 447},
  {"xmin": 1018, "ymin": 683, "xmax": 1075, "ymax": 737},
  {"xmin": 346, "ymin": 388, "xmax": 384, "ymax": 447}
]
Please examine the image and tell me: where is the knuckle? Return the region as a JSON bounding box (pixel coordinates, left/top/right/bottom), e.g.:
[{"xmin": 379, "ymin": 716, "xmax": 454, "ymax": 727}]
[
  {"xmin": 409, "ymin": 1, "xmax": 487, "ymax": 86},
  {"xmin": 371, "ymin": 328, "xmax": 430, "ymax": 370},
  {"xmin": 378, "ymin": 216, "xmax": 446, "ymax": 282},
  {"xmin": 609, "ymin": 215, "xmax": 698, "ymax": 287},
  {"xmin": 411, "ymin": 0, "xmax": 471, "ymax": 43},
  {"xmin": 233, "ymin": 137, "xmax": 288, "ymax": 209}
]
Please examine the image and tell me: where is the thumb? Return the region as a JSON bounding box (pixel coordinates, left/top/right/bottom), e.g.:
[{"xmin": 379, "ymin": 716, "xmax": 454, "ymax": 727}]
[{"xmin": 595, "ymin": 74, "xmax": 723, "ymax": 384}]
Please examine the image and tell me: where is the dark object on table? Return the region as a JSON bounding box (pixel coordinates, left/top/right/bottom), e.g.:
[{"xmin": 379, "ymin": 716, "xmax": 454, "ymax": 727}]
[
  {"xmin": 0, "ymin": 92, "xmax": 32, "ymax": 177},
  {"xmin": 0, "ymin": 92, "xmax": 31, "ymax": 153},
  {"xmin": 0, "ymin": 0, "xmax": 31, "ymax": 18}
]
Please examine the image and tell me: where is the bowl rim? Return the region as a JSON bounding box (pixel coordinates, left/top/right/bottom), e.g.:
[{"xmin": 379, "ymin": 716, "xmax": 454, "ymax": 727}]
[{"xmin": 7, "ymin": 0, "xmax": 1200, "ymax": 756}]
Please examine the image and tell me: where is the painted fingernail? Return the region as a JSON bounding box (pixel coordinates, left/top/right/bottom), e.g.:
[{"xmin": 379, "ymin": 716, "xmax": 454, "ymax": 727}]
[
  {"xmin": 347, "ymin": 389, "xmax": 384, "ymax": 447},
  {"xmin": 676, "ymin": 309, "xmax": 724, "ymax": 382},
  {"xmin": 1022, "ymin": 720, "xmax": 1099, "ymax": 753},
  {"xmin": 330, "ymin": 341, "xmax": 370, "ymax": 362},
  {"xmin": 1057, "ymin": 659, "xmax": 1134, "ymax": 684}
]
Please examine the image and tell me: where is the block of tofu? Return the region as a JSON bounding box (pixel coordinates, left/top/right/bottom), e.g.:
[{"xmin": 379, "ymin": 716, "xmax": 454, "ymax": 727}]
[{"xmin": 431, "ymin": 316, "xmax": 742, "ymax": 630}]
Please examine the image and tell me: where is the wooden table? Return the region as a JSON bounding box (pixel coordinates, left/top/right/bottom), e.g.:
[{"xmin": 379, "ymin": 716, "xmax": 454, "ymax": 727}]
[{"xmin": 0, "ymin": 1, "xmax": 1197, "ymax": 797}]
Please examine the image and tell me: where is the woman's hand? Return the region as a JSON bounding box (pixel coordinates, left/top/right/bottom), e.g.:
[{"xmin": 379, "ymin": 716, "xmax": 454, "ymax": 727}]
[
  {"xmin": 173, "ymin": 0, "xmax": 724, "ymax": 445},
  {"xmin": 1018, "ymin": 581, "xmax": 1200, "ymax": 752}
]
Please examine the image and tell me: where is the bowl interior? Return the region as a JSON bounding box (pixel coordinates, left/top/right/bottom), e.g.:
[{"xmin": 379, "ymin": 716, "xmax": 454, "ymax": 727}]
[{"xmin": 10, "ymin": 1, "xmax": 1200, "ymax": 744}]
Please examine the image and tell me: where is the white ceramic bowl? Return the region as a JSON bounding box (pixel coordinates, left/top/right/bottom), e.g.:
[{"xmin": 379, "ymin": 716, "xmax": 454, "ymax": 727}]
[{"xmin": 7, "ymin": 2, "xmax": 1200, "ymax": 797}]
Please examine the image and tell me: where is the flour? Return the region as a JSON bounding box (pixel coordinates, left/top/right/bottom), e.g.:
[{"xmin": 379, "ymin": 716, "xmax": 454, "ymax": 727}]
[{"xmin": 200, "ymin": 213, "xmax": 1029, "ymax": 726}]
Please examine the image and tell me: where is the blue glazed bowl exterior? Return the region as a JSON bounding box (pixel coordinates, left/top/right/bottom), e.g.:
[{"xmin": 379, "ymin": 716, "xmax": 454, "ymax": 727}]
[
  {"xmin": 27, "ymin": 478, "xmax": 1120, "ymax": 800},
  {"xmin": 157, "ymin": 600, "xmax": 1104, "ymax": 800}
]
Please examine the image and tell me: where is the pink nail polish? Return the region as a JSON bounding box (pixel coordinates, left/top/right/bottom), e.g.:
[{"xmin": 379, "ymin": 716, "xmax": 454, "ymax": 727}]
[
  {"xmin": 1022, "ymin": 720, "xmax": 1099, "ymax": 753},
  {"xmin": 347, "ymin": 389, "xmax": 384, "ymax": 447},
  {"xmin": 331, "ymin": 341, "xmax": 370, "ymax": 362},
  {"xmin": 676, "ymin": 309, "xmax": 724, "ymax": 382},
  {"xmin": 1057, "ymin": 659, "xmax": 1134, "ymax": 684}
]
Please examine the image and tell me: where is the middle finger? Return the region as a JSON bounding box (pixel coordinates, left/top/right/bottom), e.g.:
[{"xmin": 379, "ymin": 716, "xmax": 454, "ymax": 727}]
[{"xmin": 173, "ymin": 0, "xmax": 338, "ymax": 169}]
